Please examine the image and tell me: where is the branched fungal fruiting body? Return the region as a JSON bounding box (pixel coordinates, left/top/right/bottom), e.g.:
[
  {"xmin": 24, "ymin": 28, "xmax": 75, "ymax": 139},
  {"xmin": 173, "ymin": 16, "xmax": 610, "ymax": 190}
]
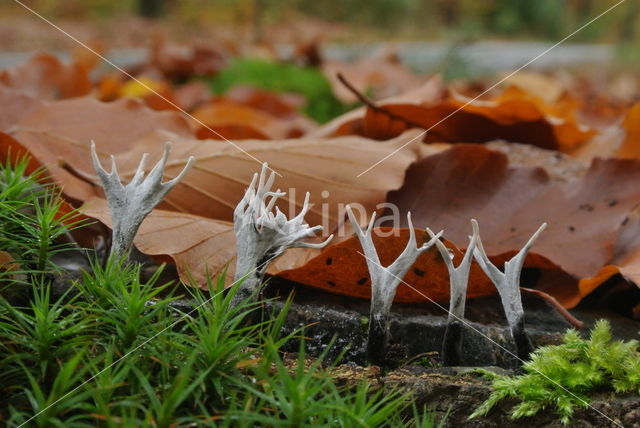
[
  {"xmin": 427, "ymin": 223, "xmax": 478, "ymax": 366},
  {"xmin": 472, "ymin": 219, "xmax": 547, "ymax": 365},
  {"xmin": 232, "ymin": 163, "xmax": 332, "ymax": 305},
  {"xmin": 91, "ymin": 141, "xmax": 195, "ymax": 260},
  {"xmin": 347, "ymin": 206, "xmax": 441, "ymax": 366}
]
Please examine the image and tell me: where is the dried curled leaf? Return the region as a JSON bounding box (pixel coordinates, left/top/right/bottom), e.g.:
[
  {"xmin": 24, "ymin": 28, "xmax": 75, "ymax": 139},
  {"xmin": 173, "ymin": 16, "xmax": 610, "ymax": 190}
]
[{"xmin": 316, "ymin": 84, "xmax": 594, "ymax": 152}]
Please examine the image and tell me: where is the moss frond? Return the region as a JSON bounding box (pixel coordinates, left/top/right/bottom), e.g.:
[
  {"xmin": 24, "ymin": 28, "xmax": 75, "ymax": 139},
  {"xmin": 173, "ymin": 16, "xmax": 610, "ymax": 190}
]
[{"xmin": 470, "ymin": 320, "xmax": 640, "ymax": 424}]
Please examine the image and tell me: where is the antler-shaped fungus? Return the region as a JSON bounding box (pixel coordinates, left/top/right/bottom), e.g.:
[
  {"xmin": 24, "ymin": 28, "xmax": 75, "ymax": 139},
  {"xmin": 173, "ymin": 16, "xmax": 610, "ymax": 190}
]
[
  {"xmin": 472, "ymin": 219, "xmax": 547, "ymax": 365},
  {"xmin": 347, "ymin": 206, "xmax": 441, "ymax": 365},
  {"xmin": 427, "ymin": 222, "xmax": 478, "ymax": 366},
  {"xmin": 91, "ymin": 142, "xmax": 194, "ymax": 260},
  {"xmin": 232, "ymin": 163, "xmax": 333, "ymax": 305}
]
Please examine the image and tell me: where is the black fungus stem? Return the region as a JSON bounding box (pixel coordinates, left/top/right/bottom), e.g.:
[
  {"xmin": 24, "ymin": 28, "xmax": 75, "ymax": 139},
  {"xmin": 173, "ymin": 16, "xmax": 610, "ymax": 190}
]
[
  {"xmin": 441, "ymin": 319, "xmax": 465, "ymax": 366},
  {"xmin": 511, "ymin": 316, "xmax": 534, "ymax": 369},
  {"xmin": 367, "ymin": 313, "xmax": 389, "ymax": 366}
]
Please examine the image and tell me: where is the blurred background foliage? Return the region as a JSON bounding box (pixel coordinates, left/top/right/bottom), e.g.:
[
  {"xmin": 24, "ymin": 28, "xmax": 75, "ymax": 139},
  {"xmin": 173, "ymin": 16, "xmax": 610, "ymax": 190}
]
[{"xmin": 5, "ymin": 0, "xmax": 638, "ymax": 44}]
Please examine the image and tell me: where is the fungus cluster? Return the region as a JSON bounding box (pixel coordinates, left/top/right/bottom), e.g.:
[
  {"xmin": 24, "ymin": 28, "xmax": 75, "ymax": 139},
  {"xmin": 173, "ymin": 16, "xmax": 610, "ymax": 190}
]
[
  {"xmin": 93, "ymin": 150, "xmax": 546, "ymax": 367},
  {"xmin": 231, "ymin": 163, "xmax": 333, "ymax": 305},
  {"xmin": 347, "ymin": 211, "xmax": 545, "ymax": 366}
]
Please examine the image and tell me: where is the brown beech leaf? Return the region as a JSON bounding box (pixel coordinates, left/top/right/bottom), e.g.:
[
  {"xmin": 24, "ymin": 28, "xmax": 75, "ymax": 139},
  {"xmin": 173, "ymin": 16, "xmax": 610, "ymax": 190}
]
[
  {"xmin": 276, "ymin": 228, "xmax": 496, "ymax": 303},
  {"xmin": 82, "ymin": 197, "xmax": 235, "ymax": 286},
  {"xmin": 71, "ymin": 40, "xmax": 107, "ymax": 74},
  {"xmin": 0, "ymin": 86, "xmax": 43, "ymax": 131},
  {"xmin": 95, "ymin": 73, "xmax": 201, "ymax": 112},
  {"xmin": 8, "ymin": 97, "xmax": 194, "ymax": 201},
  {"xmin": 322, "ymin": 50, "xmax": 424, "ymax": 104},
  {"xmin": 81, "ymin": 197, "xmax": 317, "ymax": 288},
  {"xmin": 90, "ymin": 130, "xmax": 421, "ymax": 231},
  {"xmin": 191, "ymin": 100, "xmax": 313, "ymax": 140},
  {"xmin": 150, "ymin": 37, "xmax": 227, "ymax": 81},
  {"xmin": 386, "ymin": 144, "xmax": 640, "ymax": 307},
  {"xmin": 316, "ymin": 84, "xmax": 594, "ymax": 152},
  {"xmin": 578, "ymin": 211, "xmax": 640, "ymax": 307},
  {"xmin": 0, "ymin": 53, "xmax": 91, "ymax": 100},
  {"xmin": 311, "ymin": 76, "xmax": 446, "ymax": 139},
  {"xmin": 219, "ymin": 85, "xmax": 307, "ymax": 119},
  {"xmin": 173, "ymin": 81, "xmax": 212, "ymax": 112}
]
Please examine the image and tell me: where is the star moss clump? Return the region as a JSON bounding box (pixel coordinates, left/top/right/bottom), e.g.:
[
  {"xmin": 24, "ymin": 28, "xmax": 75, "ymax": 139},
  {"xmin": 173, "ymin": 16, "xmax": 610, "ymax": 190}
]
[{"xmin": 471, "ymin": 319, "xmax": 640, "ymax": 424}]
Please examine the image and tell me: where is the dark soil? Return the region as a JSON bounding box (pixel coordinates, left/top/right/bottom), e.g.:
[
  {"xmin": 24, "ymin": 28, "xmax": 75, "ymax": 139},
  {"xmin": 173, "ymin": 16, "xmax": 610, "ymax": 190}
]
[
  {"xmin": 264, "ymin": 277, "xmax": 640, "ymax": 427},
  {"xmin": 381, "ymin": 366, "xmax": 639, "ymax": 427}
]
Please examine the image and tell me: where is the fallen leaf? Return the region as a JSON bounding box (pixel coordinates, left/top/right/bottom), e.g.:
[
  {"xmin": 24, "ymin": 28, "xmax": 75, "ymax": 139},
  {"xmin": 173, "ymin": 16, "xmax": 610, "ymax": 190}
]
[
  {"xmin": 90, "ymin": 129, "xmax": 421, "ymax": 231},
  {"xmin": 316, "ymin": 83, "xmax": 595, "ymax": 152},
  {"xmin": 386, "ymin": 144, "xmax": 640, "ymax": 307},
  {"xmin": 0, "ymin": 251, "xmax": 21, "ymax": 282},
  {"xmin": 220, "ymin": 85, "xmax": 307, "ymax": 119},
  {"xmin": 0, "ymin": 53, "xmax": 91, "ymax": 100},
  {"xmin": 96, "ymin": 73, "xmax": 124, "ymax": 102},
  {"xmin": 191, "ymin": 100, "xmax": 312, "ymax": 140},
  {"xmin": 173, "ymin": 81, "xmax": 211, "ymax": 112},
  {"xmin": 484, "ymin": 140, "xmax": 588, "ymax": 182},
  {"xmin": 578, "ymin": 210, "xmax": 640, "ymax": 308},
  {"xmin": 8, "ymin": 97, "xmax": 194, "ymax": 201},
  {"xmin": 0, "ymin": 86, "xmax": 43, "ymax": 131},
  {"xmin": 71, "ymin": 40, "xmax": 107, "ymax": 73},
  {"xmin": 615, "ymin": 103, "xmax": 640, "ymax": 159},
  {"xmin": 311, "ymin": 76, "xmax": 445, "ymax": 139},
  {"xmin": 568, "ymin": 121, "xmax": 625, "ymax": 162},
  {"xmin": 82, "ymin": 197, "xmax": 235, "ymax": 286},
  {"xmin": 150, "ymin": 37, "xmax": 227, "ymax": 81},
  {"xmin": 118, "ymin": 76, "xmax": 168, "ymax": 99},
  {"xmin": 322, "ymin": 49, "xmax": 424, "ymax": 104},
  {"xmin": 276, "ymin": 228, "xmax": 496, "ymax": 303},
  {"xmin": 500, "ymin": 71, "xmax": 565, "ymax": 105},
  {"xmin": 117, "ymin": 75, "xmax": 183, "ymax": 112}
]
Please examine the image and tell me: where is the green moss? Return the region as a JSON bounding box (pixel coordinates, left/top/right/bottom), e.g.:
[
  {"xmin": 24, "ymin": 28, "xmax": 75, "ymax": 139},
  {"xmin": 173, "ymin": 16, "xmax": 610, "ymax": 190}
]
[
  {"xmin": 204, "ymin": 58, "xmax": 354, "ymax": 123},
  {"xmin": 1, "ymin": 158, "xmax": 443, "ymax": 427},
  {"xmin": 471, "ymin": 320, "xmax": 640, "ymax": 424}
]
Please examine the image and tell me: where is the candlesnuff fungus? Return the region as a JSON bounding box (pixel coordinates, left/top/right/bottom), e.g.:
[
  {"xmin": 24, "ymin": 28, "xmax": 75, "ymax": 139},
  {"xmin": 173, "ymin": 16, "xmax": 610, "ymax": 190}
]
[
  {"xmin": 426, "ymin": 221, "xmax": 478, "ymax": 366},
  {"xmin": 472, "ymin": 219, "xmax": 547, "ymax": 365},
  {"xmin": 232, "ymin": 163, "xmax": 333, "ymax": 305},
  {"xmin": 347, "ymin": 206, "xmax": 442, "ymax": 365},
  {"xmin": 91, "ymin": 141, "xmax": 195, "ymax": 260}
]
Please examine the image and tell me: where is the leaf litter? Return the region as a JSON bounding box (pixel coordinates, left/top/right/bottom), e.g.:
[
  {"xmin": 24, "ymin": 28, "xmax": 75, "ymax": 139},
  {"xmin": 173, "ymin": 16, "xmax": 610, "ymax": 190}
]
[{"xmin": 1, "ymin": 42, "xmax": 640, "ymax": 313}]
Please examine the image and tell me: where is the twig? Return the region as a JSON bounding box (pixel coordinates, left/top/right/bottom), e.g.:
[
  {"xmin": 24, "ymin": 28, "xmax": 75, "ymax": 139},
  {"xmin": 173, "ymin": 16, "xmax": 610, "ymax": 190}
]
[
  {"xmin": 521, "ymin": 287, "xmax": 584, "ymax": 329},
  {"xmin": 336, "ymin": 72, "xmax": 427, "ymax": 131}
]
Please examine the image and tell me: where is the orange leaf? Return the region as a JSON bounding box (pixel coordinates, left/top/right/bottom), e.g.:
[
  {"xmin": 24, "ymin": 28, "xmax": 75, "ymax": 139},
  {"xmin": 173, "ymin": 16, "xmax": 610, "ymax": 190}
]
[
  {"xmin": 276, "ymin": 229, "xmax": 496, "ymax": 303},
  {"xmin": 616, "ymin": 103, "xmax": 640, "ymax": 158},
  {"xmin": 191, "ymin": 100, "xmax": 313, "ymax": 140}
]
